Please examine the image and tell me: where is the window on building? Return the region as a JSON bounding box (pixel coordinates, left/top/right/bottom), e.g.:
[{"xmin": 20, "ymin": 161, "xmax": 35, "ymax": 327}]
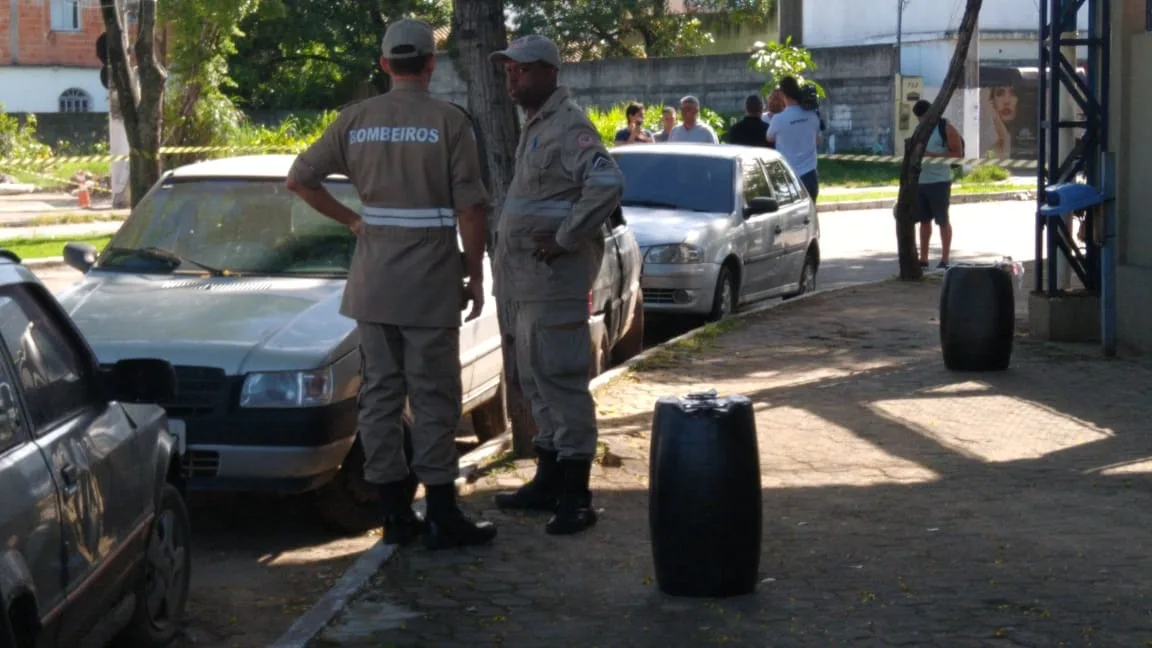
[
  {"xmin": 58, "ymin": 89, "xmax": 91, "ymax": 113},
  {"xmin": 50, "ymin": 0, "xmax": 81, "ymax": 32}
]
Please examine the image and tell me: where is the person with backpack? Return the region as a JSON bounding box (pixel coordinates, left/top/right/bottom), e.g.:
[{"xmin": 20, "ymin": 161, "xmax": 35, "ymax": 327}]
[{"xmin": 910, "ymin": 99, "xmax": 964, "ymax": 270}]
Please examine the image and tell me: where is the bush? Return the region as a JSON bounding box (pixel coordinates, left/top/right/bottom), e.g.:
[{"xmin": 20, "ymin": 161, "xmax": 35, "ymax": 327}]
[
  {"xmin": 585, "ymin": 103, "xmax": 664, "ymax": 146},
  {"xmin": 0, "ymin": 105, "xmax": 52, "ymax": 160},
  {"xmin": 960, "ymin": 163, "xmax": 1010, "ymax": 184}
]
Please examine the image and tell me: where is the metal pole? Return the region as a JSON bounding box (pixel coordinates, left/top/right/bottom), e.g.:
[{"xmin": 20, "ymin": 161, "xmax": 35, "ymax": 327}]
[
  {"xmin": 1035, "ymin": 0, "xmax": 1048, "ymax": 293},
  {"xmin": 896, "ymin": 0, "xmax": 905, "ymax": 75},
  {"xmin": 1099, "ymin": 0, "xmax": 1116, "ymax": 357}
]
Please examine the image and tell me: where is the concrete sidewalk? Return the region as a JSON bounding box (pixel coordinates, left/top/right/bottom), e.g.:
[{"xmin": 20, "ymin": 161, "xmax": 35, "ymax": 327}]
[{"xmin": 313, "ymin": 279, "xmax": 1152, "ymax": 647}]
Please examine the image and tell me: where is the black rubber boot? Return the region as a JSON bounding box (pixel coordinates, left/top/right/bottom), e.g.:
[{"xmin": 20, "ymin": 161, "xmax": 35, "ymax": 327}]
[
  {"xmin": 493, "ymin": 446, "xmax": 561, "ymax": 512},
  {"xmin": 380, "ymin": 476, "xmax": 423, "ymax": 546},
  {"xmin": 546, "ymin": 459, "xmax": 598, "ymax": 536},
  {"xmin": 423, "ymin": 483, "xmax": 498, "ymax": 550}
]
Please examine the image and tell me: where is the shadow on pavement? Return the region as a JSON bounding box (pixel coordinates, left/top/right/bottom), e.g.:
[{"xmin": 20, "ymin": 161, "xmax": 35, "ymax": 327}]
[{"xmin": 316, "ymin": 280, "xmax": 1152, "ymax": 647}]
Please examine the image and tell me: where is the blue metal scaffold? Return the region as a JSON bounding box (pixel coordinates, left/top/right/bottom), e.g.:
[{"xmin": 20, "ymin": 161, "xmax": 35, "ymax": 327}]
[{"xmin": 1035, "ymin": 0, "xmax": 1109, "ymax": 295}]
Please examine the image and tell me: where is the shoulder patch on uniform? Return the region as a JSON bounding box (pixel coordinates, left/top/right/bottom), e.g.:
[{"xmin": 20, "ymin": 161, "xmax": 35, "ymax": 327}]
[
  {"xmin": 591, "ymin": 152, "xmax": 614, "ymax": 170},
  {"xmin": 575, "ymin": 131, "xmax": 598, "ymax": 150}
]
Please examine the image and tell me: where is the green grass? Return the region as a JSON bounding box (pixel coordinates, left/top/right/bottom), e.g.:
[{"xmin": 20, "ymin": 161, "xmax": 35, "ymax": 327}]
[
  {"xmin": 820, "ymin": 182, "xmax": 1032, "ymax": 205},
  {"xmin": 0, "ymin": 235, "xmax": 111, "ymax": 260},
  {"xmin": 4, "ymin": 159, "xmax": 113, "ymax": 190},
  {"xmin": 630, "ymin": 316, "xmax": 745, "ymax": 373},
  {"xmin": 818, "ymin": 159, "xmax": 904, "ymax": 188}
]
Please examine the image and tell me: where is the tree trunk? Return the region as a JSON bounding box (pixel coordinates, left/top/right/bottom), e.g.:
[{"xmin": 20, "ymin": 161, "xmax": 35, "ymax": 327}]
[
  {"xmin": 451, "ymin": 0, "xmax": 536, "ymax": 457},
  {"xmin": 100, "ymin": 0, "xmax": 166, "ymax": 208},
  {"xmin": 894, "ymin": 0, "xmax": 983, "ymax": 279}
]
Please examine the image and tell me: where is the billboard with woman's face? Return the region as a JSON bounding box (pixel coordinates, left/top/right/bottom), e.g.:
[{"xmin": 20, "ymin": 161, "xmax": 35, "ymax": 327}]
[{"xmin": 979, "ymin": 66, "xmax": 1039, "ymax": 161}]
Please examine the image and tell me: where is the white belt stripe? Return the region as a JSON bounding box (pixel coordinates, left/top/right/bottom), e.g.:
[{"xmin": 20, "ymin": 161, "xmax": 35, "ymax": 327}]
[
  {"xmin": 586, "ymin": 173, "xmax": 623, "ymax": 187},
  {"xmin": 504, "ymin": 197, "xmax": 574, "ymax": 218},
  {"xmin": 361, "ymin": 206, "xmax": 455, "ymax": 228}
]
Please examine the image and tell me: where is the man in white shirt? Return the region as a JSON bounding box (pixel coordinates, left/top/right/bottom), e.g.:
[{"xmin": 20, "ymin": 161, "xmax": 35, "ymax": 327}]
[{"xmin": 667, "ymin": 95, "xmax": 718, "ymax": 144}]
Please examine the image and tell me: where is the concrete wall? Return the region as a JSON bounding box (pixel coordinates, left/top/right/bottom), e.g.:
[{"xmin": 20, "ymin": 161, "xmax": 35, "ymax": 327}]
[
  {"xmin": 9, "ymin": 111, "xmax": 108, "ymax": 152},
  {"xmin": 0, "ymin": 67, "xmax": 108, "ymax": 113},
  {"xmin": 801, "ymin": 0, "xmax": 1088, "ymax": 48},
  {"xmin": 430, "ymin": 44, "xmax": 898, "ymax": 154},
  {"xmin": 1110, "ymin": 0, "xmax": 1152, "ymax": 355}
]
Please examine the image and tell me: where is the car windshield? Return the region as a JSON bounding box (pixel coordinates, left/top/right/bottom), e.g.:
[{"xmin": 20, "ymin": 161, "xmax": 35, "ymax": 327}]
[
  {"xmin": 613, "ymin": 152, "xmax": 735, "ymax": 214},
  {"xmin": 97, "ymin": 177, "xmax": 359, "ymax": 277}
]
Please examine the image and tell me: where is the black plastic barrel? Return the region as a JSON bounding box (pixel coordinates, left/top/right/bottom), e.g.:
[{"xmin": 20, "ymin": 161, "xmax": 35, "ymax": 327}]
[
  {"xmin": 649, "ymin": 390, "xmax": 762, "ymax": 597},
  {"xmin": 939, "ymin": 264, "xmax": 1015, "ymax": 372}
]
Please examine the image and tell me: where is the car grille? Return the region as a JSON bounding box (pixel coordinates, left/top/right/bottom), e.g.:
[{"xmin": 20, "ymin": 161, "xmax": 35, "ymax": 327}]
[
  {"xmin": 166, "ymin": 366, "xmax": 228, "ymax": 417},
  {"xmin": 643, "ymin": 289, "xmax": 677, "ymax": 304},
  {"xmin": 184, "ymin": 449, "xmax": 220, "ymax": 478}
]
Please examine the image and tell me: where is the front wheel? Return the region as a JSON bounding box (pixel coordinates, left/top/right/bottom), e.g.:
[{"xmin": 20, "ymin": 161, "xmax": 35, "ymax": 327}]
[
  {"xmin": 611, "ymin": 291, "xmax": 645, "ymax": 364},
  {"xmin": 315, "ymin": 415, "xmax": 414, "ymax": 534},
  {"xmin": 707, "ymin": 266, "xmax": 736, "ymax": 322},
  {"xmin": 116, "ymin": 484, "xmax": 192, "ymax": 648},
  {"xmin": 471, "ymin": 377, "xmax": 508, "ymax": 442}
]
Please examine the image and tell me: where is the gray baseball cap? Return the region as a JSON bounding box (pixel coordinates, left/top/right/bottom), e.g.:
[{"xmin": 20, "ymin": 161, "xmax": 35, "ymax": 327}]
[
  {"xmin": 381, "ymin": 19, "xmax": 437, "ymax": 59},
  {"xmin": 489, "ymin": 35, "xmax": 561, "ymax": 68}
]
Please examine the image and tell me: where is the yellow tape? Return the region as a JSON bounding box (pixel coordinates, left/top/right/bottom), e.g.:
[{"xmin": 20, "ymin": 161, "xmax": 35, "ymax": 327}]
[
  {"xmin": 4, "ymin": 166, "xmax": 112, "ymax": 195},
  {"xmin": 818, "ymin": 153, "xmax": 1039, "ymax": 170},
  {"xmin": 0, "ymin": 145, "xmax": 305, "ymax": 167}
]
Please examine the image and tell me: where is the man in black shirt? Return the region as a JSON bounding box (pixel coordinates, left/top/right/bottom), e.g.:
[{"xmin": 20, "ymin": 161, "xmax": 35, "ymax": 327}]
[{"xmin": 725, "ymin": 94, "xmax": 770, "ymax": 147}]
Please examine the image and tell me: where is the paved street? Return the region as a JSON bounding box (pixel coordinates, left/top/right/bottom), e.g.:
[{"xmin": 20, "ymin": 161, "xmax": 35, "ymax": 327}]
[
  {"xmin": 316, "ymin": 278, "xmax": 1152, "ymax": 647},
  {"xmin": 817, "ymin": 198, "xmax": 1035, "ymax": 289}
]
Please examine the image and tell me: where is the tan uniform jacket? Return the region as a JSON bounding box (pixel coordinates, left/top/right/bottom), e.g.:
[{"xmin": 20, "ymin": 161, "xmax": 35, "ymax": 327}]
[
  {"xmin": 288, "ymin": 79, "xmax": 489, "ymax": 328},
  {"xmin": 494, "ymin": 86, "xmax": 624, "ymax": 302}
]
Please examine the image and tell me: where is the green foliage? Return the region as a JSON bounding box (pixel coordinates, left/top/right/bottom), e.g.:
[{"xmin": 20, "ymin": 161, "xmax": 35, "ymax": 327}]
[
  {"xmin": 959, "ymin": 163, "xmax": 1010, "ymax": 183},
  {"xmin": 507, "ymin": 0, "xmax": 716, "ymax": 61},
  {"xmin": 226, "ymin": 0, "xmax": 451, "ymax": 111},
  {"xmin": 585, "ymin": 104, "xmax": 664, "ymax": 144},
  {"xmin": 748, "ymin": 37, "xmax": 825, "ymax": 98},
  {"xmin": 232, "ymin": 112, "xmax": 340, "ymax": 149},
  {"xmin": 0, "ymin": 107, "xmax": 52, "ymax": 159},
  {"xmin": 698, "ymin": 107, "xmax": 730, "ymax": 140}
]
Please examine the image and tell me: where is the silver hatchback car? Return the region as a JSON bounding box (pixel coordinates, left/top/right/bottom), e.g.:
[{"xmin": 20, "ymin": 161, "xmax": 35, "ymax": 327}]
[{"xmin": 611, "ymin": 144, "xmax": 821, "ymax": 321}]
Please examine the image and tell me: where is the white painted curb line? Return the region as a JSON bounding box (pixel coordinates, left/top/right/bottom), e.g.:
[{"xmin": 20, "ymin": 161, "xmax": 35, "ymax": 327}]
[{"xmin": 271, "ymin": 279, "xmax": 881, "ymax": 648}]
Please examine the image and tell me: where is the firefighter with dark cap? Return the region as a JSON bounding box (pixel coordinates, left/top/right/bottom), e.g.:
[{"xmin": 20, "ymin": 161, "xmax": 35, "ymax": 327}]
[
  {"xmin": 488, "ymin": 35, "xmax": 625, "ymax": 536},
  {"xmin": 286, "ymin": 19, "xmax": 497, "ymax": 550}
]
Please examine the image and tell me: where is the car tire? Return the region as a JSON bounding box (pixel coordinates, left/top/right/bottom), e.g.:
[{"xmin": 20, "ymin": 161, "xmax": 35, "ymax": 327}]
[
  {"xmin": 611, "ymin": 291, "xmax": 645, "ymax": 364},
  {"xmin": 316, "ymin": 415, "xmax": 414, "ymax": 534},
  {"xmin": 0, "ymin": 603, "xmax": 18, "ymax": 648},
  {"xmin": 707, "ymin": 266, "xmax": 736, "ymax": 322},
  {"xmin": 591, "ymin": 325, "xmax": 611, "ymax": 377},
  {"xmin": 116, "ymin": 483, "xmax": 191, "ymax": 648},
  {"xmin": 471, "ymin": 377, "xmax": 508, "ymax": 443},
  {"xmin": 784, "ymin": 249, "xmax": 818, "ymax": 300}
]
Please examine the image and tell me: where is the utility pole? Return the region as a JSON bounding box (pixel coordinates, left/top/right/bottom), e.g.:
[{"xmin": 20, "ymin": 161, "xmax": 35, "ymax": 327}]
[{"xmin": 896, "ymin": 0, "xmax": 908, "ymax": 74}]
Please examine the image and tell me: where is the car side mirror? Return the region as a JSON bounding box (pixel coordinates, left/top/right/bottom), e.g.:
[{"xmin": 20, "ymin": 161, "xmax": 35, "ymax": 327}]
[
  {"xmin": 63, "ymin": 242, "xmax": 99, "ymax": 273},
  {"xmin": 104, "ymin": 358, "xmax": 177, "ymax": 404},
  {"xmin": 744, "ymin": 196, "xmax": 779, "ymax": 217}
]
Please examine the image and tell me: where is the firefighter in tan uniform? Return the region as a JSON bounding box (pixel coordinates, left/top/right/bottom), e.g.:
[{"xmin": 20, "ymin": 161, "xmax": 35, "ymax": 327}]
[
  {"xmin": 286, "ymin": 19, "xmax": 497, "ymax": 550},
  {"xmin": 488, "ymin": 35, "xmax": 625, "ymax": 535}
]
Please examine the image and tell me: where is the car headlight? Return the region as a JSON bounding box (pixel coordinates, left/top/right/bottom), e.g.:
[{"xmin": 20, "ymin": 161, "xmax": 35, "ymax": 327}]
[
  {"xmin": 645, "ymin": 244, "xmax": 703, "ymax": 264},
  {"xmin": 240, "ymin": 367, "xmax": 334, "ymax": 408}
]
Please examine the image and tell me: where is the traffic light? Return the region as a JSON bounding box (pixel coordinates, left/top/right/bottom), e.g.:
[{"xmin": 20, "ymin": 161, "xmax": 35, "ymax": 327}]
[{"xmin": 96, "ymin": 32, "xmax": 109, "ymax": 89}]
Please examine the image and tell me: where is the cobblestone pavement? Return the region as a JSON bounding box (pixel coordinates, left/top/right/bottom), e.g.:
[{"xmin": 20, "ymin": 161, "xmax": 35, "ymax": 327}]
[{"xmin": 313, "ymin": 280, "xmax": 1152, "ymax": 648}]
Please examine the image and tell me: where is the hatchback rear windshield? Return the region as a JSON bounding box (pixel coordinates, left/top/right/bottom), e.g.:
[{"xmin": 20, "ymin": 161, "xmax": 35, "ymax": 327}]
[
  {"xmin": 99, "ymin": 178, "xmax": 359, "ymax": 276},
  {"xmin": 613, "ymin": 152, "xmax": 735, "ymax": 214}
]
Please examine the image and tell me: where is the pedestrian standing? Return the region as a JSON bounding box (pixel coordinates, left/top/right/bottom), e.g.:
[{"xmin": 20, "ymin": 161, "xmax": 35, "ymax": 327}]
[
  {"xmin": 286, "ymin": 19, "xmax": 497, "ymax": 551},
  {"xmin": 668, "ymin": 95, "xmax": 719, "ymax": 144},
  {"xmin": 488, "ymin": 35, "xmax": 625, "ymax": 535},
  {"xmin": 767, "ymin": 76, "xmax": 822, "ymax": 200},
  {"xmin": 910, "ymin": 99, "xmax": 962, "ymax": 269},
  {"xmin": 725, "ymin": 94, "xmax": 770, "ymax": 147}
]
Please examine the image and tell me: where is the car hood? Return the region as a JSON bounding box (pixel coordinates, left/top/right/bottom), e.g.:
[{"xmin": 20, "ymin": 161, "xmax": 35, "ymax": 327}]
[
  {"xmin": 621, "ymin": 206, "xmax": 730, "ymax": 249},
  {"xmin": 56, "ymin": 271, "xmax": 355, "ymax": 375}
]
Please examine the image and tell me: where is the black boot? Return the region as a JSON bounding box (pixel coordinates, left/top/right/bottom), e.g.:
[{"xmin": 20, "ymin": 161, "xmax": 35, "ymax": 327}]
[
  {"xmin": 423, "ymin": 483, "xmax": 498, "ymax": 550},
  {"xmin": 546, "ymin": 459, "xmax": 598, "ymax": 536},
  {"xmin": 380, "ymin": 475, "xmax": 423, "ymax": 546},
  {"xmin": 493, "ymin": 446, "xmax": 561, "ymax": 512}
]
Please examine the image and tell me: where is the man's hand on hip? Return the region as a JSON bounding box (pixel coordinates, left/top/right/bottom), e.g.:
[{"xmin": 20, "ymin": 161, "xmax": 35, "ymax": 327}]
[{"xmin": 532, "ymin": 234, "xmax": 568, "ymax": 264}]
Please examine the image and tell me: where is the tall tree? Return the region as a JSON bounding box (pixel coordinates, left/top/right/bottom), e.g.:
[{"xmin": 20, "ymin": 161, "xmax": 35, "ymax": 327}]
[
  {"xmin": 451, "ymin": 0, "xmax": 538, "ymax": 456},
  {"xmin": 506, "ymin": 0, "xmax": 715, "ymax": 60},
  {"xmin": 100, "ymin": 0, "xmax": 167, "ymax": 207},
  {"xmin": 894, "ymin": 0, "xmax": 982, "ymax": 279}
]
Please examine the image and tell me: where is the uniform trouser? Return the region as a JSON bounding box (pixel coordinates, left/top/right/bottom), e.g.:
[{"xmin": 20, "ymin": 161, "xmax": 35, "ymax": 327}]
[
  {"xmin": 497, "ymin": 298, "xmax": 599, "ymax": 460},
  {"xmin": 356, "ymin": 322, "xmax": 461, "ymax": 486}
]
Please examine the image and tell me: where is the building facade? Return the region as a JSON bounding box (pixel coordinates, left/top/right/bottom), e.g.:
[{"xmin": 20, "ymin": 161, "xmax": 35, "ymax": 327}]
[
  {"xmin": 1109, "ymin": 0, "xmax": 1152, "ymax": 355},
  {"xmin": 0, "ymin": 0, "xmax": 107, "ymax": 113}
]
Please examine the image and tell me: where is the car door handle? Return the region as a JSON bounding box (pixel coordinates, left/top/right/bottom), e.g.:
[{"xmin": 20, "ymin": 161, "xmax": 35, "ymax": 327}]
[
  {"xmin": 803, "ymin": 217, "xmax": 811, "ymax": 224},
  {"xmin": 774, "ymin": 225, "xmax": 783, "ymax": 235},
  {"xmin": 60, "ymin": 463, "xmax": 79, "ymax": 495}
]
